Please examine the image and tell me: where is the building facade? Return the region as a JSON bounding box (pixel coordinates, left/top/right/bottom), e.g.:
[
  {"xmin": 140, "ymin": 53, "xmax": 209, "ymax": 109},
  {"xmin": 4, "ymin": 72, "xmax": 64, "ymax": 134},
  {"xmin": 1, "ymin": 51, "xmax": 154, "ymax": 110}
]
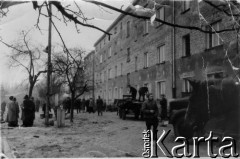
[{"xmin": 92, "ymin": 0, "xmax": 239, "ymax": 104}]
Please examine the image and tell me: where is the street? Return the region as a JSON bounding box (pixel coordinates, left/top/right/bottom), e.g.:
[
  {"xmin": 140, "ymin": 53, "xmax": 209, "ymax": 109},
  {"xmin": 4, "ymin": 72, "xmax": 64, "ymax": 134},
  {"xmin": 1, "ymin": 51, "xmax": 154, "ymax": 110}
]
[{"xmin": 0, "ymin": 110, "xmax": 220, "ymax": 158}]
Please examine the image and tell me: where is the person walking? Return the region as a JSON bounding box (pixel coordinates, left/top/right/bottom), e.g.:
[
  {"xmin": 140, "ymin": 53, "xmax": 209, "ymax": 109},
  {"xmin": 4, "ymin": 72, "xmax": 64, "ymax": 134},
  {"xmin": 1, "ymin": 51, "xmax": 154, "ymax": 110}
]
[
  {"xmin": 1, "ymin": 101, "xmax": 6, "ymax": 122},
  {"xmin": 160, "ymin": 94, "xmax": 168, "ymax": 127},
  {"xmin": 88, "ymin": 98, "xmax": 94, "ymax": 113},
  {"xmin": 141, "ymin": 93, "xmax": 159, "ymax": 141},
  {"xmin": 81, "ymin": 98, "xmax": 86, "ymax": 113},
  {"xmin": 22, "ymin": 95, "xmax": 35, "ymax": 127},
  {"xmin": 85, "ymin": 99, "xmax": 90, "ymax": 113},
  {"xmin": 6, "ymin": 96, "xmax": 19, "ymax": 127},
  {"xmin": 96, "ymin": 96, "xmax": 104, "ymax": 116},
  {"xmin": 35, "ymin": 98, "xmax": 40, "ymax": 112}
]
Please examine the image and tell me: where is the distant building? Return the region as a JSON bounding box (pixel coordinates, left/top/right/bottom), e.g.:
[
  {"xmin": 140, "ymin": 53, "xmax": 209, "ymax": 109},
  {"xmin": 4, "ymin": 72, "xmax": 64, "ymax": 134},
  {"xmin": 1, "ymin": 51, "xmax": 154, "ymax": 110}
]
[
  {"xmin": 83, "ymin": 50, "xmax": 95, "ymax": 100},
  {"xmin": 92, "ymin": 0, "xmax": 239, "ymax": 105}
]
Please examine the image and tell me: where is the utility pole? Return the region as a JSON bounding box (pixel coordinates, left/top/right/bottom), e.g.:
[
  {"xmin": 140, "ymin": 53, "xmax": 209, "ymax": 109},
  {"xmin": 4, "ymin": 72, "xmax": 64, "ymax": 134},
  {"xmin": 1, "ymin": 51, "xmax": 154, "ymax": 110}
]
[{"xmin": 45, "ymin": 2, "xmax": 52, "ymax": 126}]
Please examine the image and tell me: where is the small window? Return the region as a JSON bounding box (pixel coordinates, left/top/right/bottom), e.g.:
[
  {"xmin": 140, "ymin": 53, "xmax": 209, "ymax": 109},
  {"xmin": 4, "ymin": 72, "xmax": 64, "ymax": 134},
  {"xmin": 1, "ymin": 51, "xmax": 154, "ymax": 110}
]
[
  {"xmin": 115, "ymin": 65, "xmax": 117, "ymax": 77},
  {"xmin": 207, "ymin": 72, "xmax": 224, "ymax": 80},
  {"xmin": 144, "ymin": 52, "xmax": 149, "ymax": 68},
  {"xmin": 114, "ymin": 87, "xmax": 118, "ymax": 99},
  {"xmin": 182, "ymin": 78, "xmax": 192, "ymax": 93},
  {"xmin": 104, "ymin": 38, "xmax": 106, "ymax": 45},
  {"xmin": 207, "ymin": 21, "xmax": 221, "ymax": 48},
  {"xmin": 100, "ymin": 54, "xmax": 103, "ymax": 63},
  {"xmin": 100, "ymin": 73, "xmax": 102, "ymax": 83},
  {"xmin": 127, "ymin": 48, "xmax": 131, "ymax": 62},
  {"xmin": 127, "ymin": 21, "xmax": 130, "ymax": 38},
  {"xmin": 157, "ymin": 44, "xmax": 165, "ymax": 63},
  {"xmin": 182, "ymin": 1, "xmax": 190, "ymax": 12},
  {"xmin": 144, "ymin": 20, "xmax": 149, "ymax": 34},
  {"xmin": 135, "ymin": 56, "xmax": 138, "ymax": 71},
  {"xmin": 120, "ymin": 63, "xmax": 123, "ymax": 76},
  {"xmin": 108, "ymin": 68, "xmax": 111, "ymax": 79},
  {"xmin": 108, "ymin": 47, "xmax": 112, "ymax": 57},
  {"xmin": 156, "ymin": 81, "xmax": 166, "ymax": 99},
  {"xmin": 127, "ymin": 73, "xmax": 130, "ymax": 85},
  {"xmin": 182, "ymin": 34, "xmax": 191, "ymax": 57},
  {"xmin": 120, "ymin": 22, "xmax": 123, "ymax": 30},
  {"xmin": 114, "ymin": 27, "xmax": 117, "ymax": 34},
  {"xmin": 157, "ymin": 7, "xmax": 164, "ymax": 26}
]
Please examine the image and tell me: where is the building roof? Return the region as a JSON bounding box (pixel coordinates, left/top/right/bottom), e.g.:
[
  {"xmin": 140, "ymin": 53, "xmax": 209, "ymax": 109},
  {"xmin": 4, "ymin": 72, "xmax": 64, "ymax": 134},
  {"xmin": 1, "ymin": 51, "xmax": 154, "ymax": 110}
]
[
  {"xmin": 84, "ymin": 50, "xmax": 95, "ymax": 61},
  {"xmin": 94, "ymin": 0, "xmax": 140, "ymax": 47}
]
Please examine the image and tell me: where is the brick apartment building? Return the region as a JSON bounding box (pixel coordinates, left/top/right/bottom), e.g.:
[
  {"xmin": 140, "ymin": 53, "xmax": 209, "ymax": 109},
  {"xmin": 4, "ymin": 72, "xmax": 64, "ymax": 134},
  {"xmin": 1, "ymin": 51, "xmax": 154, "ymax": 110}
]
[{"xmin": 87, "ymin": 0, "xmax": 239, "ymax": 104}]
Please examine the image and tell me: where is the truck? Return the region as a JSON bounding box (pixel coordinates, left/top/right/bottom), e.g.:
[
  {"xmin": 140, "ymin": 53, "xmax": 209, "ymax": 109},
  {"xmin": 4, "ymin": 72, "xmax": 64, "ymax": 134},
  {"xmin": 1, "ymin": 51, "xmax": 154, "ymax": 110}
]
[
  {"xmin": 117, "ymin": 95, "xmax": 144, "ymax": 120},
  {"xmin": 168, "ymin": 97, "xmax": 194, "ymax": 138}
]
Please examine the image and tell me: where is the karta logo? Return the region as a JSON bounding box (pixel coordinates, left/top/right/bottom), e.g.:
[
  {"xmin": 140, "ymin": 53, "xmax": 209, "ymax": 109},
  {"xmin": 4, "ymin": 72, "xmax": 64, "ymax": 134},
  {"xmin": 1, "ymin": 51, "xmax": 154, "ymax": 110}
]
[{"xmin": 142, "ymin": 130, "xmax": 239, "ymax": 158}]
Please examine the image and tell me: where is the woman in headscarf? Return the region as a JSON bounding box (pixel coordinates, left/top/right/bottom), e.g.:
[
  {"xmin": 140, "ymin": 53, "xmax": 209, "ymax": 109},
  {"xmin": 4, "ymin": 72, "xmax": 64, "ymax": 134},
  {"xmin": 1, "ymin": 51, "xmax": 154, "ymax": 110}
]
[{"xmin": 22, "ymin": 95, "xmax": 35, "ymax": 127}]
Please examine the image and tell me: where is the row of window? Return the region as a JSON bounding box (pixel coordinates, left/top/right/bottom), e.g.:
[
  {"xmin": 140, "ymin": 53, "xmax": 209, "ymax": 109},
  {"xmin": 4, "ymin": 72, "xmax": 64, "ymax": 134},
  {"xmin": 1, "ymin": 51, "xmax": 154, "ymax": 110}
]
[{"xmin": 96, "ymin": 1, "xmax": 192, "ymax": 52}]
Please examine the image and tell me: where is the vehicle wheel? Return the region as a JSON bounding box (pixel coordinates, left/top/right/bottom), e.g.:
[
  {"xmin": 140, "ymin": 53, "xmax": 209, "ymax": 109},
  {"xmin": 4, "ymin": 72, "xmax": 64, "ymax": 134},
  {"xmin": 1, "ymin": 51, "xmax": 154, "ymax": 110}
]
[
  {"xmin": 122, "ymin": 110, "xmax": 126, "ymax": 120},
  {"xmin": 173, "ymin": 115, "xmax": 194, "ymax": 138}
]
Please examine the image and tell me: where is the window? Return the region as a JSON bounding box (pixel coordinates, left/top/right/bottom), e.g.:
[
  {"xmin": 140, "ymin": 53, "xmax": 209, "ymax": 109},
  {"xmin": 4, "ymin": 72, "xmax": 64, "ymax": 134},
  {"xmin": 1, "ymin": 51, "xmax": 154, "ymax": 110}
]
[
  {"xmin": 182, "ymin": 1, "xmax": 190, "ymax": 12},
  {"xmin": 104, "ymin": 70, "xmax": 107, "ymax": 81},
  {"xmin": 108, "ymin": 88, "xmax": 112, "ymax": 100},
  {"xmin": 182, "ymin": 34, "xmax": 191, "ymax": 57},
  {"xmin": 182, "ymin": 78, "xmax": 192, "ymax": 93},
  {"xmin": 104, "ymin": 37, "xmax": 106, "ymax": 45},
  {"xmin": 108, "ymin": 47, "xmax": 112, "ymax": 57},
  {"xmin": 120, "ymin": 22, "xmax": 123, "ymax": 30},
  {"xmin": 127, "ymin": 48, "xmax": 131, "ymax": 62},
  {"xmin": 157, "ymin": 7, "xmax": 164, "ymax": 26},
  {"xmin": 207, "ymin": 71, "xmax": 224, "ymax": 80},
  {"xmin": 157, "ymin": 44, "xmax": 165, "ymax": 63},
  {"xmin": 114, "ymin": 87, "xmax": 118, "ymax": 99},
  {"xmin": 127, "ymin": 21, "xmax": 130, "ymax": 38},
  {"xmin": 119, "ymin": 87, "xmax": 123, "ymax": 99},
  {"xmin": 99, "ymin": 42, "xmax": 101, "ymax": 49},
  {"xmin": 100, "ymin": 73, "xmax": 102, "ymax": 83},
  {"xmin": 127, "ymin": 73, "xmax": 130, "ymax": 85},
  {"xmin": 114, "ymin": 27, "xmax": 117, "ymax": 34},
  {"xmin": 103, "ymin": 51, "xmax": 106, "ymax": 61},
  {"xmin": 207, "ymin": 21, "xmax": 220, "ymax": 48},
  {"xmin": 115, "ymin": 65, "xmax": 117, "ymax": 77},
  {"xmin": 156, "ymin": 81, "xmax": 166, "ymax": 99},
  {"xmin": 144, "ymin": 52, "xmax": 149, "ymax": 68},
  {"xmin": 135, "ymin": 56, "xmax": 138, "ymax": 71},
  {"xmin": 120, "ymin": 63, "xmax": 123, "ymax": 75},
  {"xmin": 144, "ymin": 20, "xmax": 149, "ymax": 34},
  {"xmin": 100, "ymin": 54, "xmax": 103, "ymax": 63},
  {"xmin": 108, "ymin": 68, "xmax": 111, "ymax": 79}
]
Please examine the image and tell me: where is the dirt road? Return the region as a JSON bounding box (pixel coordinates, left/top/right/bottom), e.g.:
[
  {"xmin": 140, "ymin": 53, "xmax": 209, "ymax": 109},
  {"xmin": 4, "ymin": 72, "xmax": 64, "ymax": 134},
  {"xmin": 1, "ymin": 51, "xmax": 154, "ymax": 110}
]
[{"xmin": 2, "ymin": 111, "xmax": 237, "ymax": 158}]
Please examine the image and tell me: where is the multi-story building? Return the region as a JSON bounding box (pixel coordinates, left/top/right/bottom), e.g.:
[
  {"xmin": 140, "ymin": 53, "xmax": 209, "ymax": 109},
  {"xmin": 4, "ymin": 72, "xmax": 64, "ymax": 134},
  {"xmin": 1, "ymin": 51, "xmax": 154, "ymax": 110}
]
[{"xmin": 93, "ymin": 0, "xmax": 239, "ymax": 104}]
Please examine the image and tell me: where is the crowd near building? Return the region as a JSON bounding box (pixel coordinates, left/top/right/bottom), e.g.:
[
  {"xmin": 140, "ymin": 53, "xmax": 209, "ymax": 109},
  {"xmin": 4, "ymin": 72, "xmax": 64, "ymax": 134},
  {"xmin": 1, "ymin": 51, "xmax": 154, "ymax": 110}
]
[{"xmin": 83, "ymin": 0, "xmax": 240, "ymax": 105}]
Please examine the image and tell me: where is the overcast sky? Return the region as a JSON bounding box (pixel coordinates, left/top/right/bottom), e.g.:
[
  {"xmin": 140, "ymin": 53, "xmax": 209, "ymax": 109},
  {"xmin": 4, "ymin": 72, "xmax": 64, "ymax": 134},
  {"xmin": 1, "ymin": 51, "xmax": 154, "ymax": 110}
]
[{"xmin": 0, "ymin": 0, "xmax": 132, "ymax": 87}]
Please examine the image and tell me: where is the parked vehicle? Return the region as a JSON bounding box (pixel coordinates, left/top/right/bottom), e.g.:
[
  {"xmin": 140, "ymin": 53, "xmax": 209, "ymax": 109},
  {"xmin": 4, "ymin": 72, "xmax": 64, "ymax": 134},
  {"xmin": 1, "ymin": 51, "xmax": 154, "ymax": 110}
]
[
  {"xmin": 168, "ymin": 97, "xmax": 194, "ymax": 138},
  {"xmin": 117, "ymin": 95, "xmax": 144, "ymax": 120}
]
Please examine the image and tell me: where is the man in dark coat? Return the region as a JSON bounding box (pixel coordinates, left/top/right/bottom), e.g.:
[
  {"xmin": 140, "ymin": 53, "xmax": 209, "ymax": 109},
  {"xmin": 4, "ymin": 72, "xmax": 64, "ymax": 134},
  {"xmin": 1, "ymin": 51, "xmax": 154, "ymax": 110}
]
[
  {"xmin": 141, "ymin": 93, "xmax": 159, "ymax": 140},
  {"xmin": 96, "ymin": 96, "xmax": 104, "ymax": 116},
  {"xmin": 22, "ymin": 95, "xmax": 35, "ymax": 127},
  {"xmin": 128, "ymin": 85, "xmax": 137, "ymax": 100},
  {"xmin": 139, "ymin": 87, "xmax": 149, "ymax": 101},
  {"xmin": 160, "ymin": 94, "xmax": 167, "ymax": 127}
]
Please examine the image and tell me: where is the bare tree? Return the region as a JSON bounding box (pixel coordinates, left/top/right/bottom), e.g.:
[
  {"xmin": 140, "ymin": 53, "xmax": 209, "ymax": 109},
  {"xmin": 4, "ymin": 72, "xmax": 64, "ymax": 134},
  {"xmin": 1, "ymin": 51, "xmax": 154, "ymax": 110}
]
[
  {"xmin": 1, "ymin": 0, "xmax": 240, "ymax": 37},
  {"xmin": 0, "ymin": 30, "xmax": 47, "ymax": 97},
  {"xmin": 52, "ymin": 47, "xmax": 89, "ymax": 122}
]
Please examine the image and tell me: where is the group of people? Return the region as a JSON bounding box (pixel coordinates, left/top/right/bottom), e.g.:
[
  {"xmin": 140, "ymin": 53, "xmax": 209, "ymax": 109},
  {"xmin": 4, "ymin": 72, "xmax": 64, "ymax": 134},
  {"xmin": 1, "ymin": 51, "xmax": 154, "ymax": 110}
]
[
  {"xmin": 62, "ymin": 96, "xmax": 104, "ymax": 116},
  {"xmin": 1, "ymin": 95, "xmax": 38, "ymax": 127}
]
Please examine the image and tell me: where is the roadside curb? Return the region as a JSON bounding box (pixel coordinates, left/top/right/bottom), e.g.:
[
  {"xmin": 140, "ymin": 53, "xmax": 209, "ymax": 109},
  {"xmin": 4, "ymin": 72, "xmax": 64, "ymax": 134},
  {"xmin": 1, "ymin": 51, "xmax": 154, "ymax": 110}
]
[{"xmin": 1, "ymin": 137, "xmax": 17, "ymax": 158}]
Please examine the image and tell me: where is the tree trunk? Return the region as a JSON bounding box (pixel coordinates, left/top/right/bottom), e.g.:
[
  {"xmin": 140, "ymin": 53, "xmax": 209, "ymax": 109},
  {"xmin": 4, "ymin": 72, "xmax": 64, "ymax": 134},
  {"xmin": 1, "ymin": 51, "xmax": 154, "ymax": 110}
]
[
  {"xmin": 70, "ymin": 92, "xmax": 75, "ymax": 122},
  {"xmin": 28, "ymin": 82, "xmax": 34, "ymax": 98}
]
